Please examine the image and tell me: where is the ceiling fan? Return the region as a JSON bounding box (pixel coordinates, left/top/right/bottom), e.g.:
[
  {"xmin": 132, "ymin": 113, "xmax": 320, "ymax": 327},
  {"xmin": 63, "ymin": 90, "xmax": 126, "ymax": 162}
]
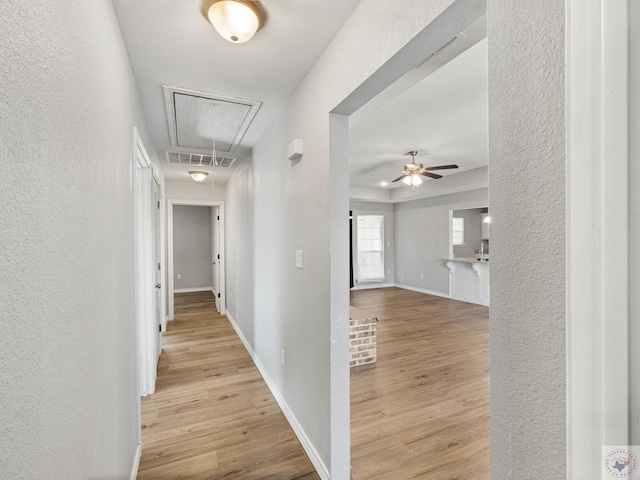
[{"xmin": 391, "ymin": 151, "xmax": 459, "ymax": 189}]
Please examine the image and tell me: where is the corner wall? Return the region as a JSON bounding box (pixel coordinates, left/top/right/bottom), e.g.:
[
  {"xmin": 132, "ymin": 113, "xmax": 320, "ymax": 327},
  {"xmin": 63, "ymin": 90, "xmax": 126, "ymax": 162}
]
[
  {"xmin": 394, "ymin": 189, "xmax": 488, "ymax": 295},
  {"xmin": 173, "ymin": 206, "xmax": 213, "ymax": 290},
  {"xmin": 0, "ymin": 1, "xmax": 160, "ymax": 478}
]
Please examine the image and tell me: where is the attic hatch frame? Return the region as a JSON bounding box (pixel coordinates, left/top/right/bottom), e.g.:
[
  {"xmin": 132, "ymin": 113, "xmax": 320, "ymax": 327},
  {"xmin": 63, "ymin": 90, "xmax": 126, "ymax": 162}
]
[{"xmin": 162, "ymin": 84, "xmax": 261, "ymax": 155}]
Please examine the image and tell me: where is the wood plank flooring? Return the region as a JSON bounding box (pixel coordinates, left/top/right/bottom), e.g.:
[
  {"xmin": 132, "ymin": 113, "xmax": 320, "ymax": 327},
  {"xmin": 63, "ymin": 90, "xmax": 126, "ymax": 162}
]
[
  {"xmin": 350, "ymin": 288, "xmax": 490, "ymax": 480},
  {"xmin": 138, "ymin": 288, "xmax": 489, "ymax": 479},
  {"xmin": 137, "ymin": 291, "xmax": 319, "ymax": 480}
]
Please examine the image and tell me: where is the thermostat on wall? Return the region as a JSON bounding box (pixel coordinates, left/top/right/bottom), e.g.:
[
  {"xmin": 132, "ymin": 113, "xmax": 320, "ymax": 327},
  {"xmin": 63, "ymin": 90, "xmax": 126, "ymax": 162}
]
[{"xmin": 287, "ymin": 139, "xmax": 303, "ymax": 161}]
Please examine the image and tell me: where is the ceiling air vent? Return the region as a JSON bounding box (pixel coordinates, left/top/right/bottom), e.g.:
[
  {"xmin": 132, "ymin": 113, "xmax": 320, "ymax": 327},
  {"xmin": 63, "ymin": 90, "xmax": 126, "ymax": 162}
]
[{"xmin": 165, "ymin": 151, "xmax": 236, "ymax": 168}]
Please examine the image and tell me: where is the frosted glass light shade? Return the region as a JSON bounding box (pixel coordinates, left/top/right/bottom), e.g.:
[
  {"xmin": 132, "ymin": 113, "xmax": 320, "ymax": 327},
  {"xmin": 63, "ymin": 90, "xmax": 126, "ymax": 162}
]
[
  {"xmin": 207, "ymin": 0, "xmax": 263, "ymax": 43},
  {"xmin": 402, "ymin": 174, "xmax": 423, "ymax": 186},
  {"xmin": 189, "ymin": 171, "xmax": 209, "ymax": 182}
]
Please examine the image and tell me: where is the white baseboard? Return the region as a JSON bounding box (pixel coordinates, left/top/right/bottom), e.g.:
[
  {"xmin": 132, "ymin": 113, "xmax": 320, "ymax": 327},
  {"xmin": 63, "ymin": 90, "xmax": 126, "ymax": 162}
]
[
  {"xmin": 451, "ymin": 293, "xmax": 490, "ymax": 307},
  {"xmin": 350, "ymin": 283, "xmax": 394, "ymax": 291},
  {"xmin": 129, "ymin": 443, "xmax": 141, "ymax": 480},
  {"xmin": 225, "ymin": 310, "xmax": 330, "ymax": 480},
  {"xmin": 393, "ymin": 283, "xmax": 451, "ymax": 299},
  {"xmin": 173, "ymin": 286, "xmax": 213, "ymax": 293}
]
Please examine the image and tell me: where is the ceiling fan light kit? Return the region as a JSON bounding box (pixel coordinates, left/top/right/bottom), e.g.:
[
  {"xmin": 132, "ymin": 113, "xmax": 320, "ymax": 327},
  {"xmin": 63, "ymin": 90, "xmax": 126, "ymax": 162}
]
[
  {"xmin": 402, "ymin": 175, "xmax": 423, "ymax": 186},
  {"xmin": 391, "ymin": 150, "xmax": 459, "ymax": 191},
  {"xmin": 207, "ymin": 0, "xmax": 264, "ymax": 43}
]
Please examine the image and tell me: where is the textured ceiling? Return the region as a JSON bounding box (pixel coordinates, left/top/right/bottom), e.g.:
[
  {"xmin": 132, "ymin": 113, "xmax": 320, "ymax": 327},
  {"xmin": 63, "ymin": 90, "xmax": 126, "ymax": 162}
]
[
  {"xmin": 112, "ymin": 0, "xmax": 362, "ymax": 183},
  {"xmin": 113, "ymin": 1, "xmax": 488, "ymax": 194}
]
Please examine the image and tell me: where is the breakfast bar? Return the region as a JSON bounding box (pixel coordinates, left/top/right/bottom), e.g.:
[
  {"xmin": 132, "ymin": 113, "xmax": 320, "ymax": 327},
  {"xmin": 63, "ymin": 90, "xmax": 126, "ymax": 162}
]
[{"xmin": 444, "ymin": 258, "xmax": 490, "ymax": 306}]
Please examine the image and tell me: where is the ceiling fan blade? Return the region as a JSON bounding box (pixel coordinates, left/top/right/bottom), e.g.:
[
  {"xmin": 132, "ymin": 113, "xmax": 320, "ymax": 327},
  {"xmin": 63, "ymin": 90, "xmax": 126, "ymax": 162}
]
[
  {"xmin": 423, "ymin": 164, "xmax": 459, "ymax": 171},
  {"xmin": 419, "ymin": 171, "xmax": 443, "ymax": 180},
  {"xmin": 391, "ymin": 173, "xmax": 409, "ymax": 183}
]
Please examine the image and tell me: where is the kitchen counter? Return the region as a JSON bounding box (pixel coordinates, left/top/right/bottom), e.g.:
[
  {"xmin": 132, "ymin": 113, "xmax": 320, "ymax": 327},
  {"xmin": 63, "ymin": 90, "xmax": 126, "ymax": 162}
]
[
  {"xmin": 444, "ymin": 257, "xmax": 490, "ymax": 264},
  {"xmin": 444, "ymin": 258, "xmax": 490, "ymax": 306}
]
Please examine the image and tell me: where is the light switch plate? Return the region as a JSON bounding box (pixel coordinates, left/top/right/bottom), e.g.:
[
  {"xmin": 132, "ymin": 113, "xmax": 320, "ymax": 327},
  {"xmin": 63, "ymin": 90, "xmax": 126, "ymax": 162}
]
[{"xmin": 296, "ymin": 250, "xmax": 303, "ymax": 269}]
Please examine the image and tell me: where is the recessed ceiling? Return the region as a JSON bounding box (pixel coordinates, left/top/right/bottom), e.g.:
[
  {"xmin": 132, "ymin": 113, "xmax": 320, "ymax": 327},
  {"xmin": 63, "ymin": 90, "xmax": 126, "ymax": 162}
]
[{"xmin": 349, "ymin": 36, "xmax": 488, "ymax": 197}]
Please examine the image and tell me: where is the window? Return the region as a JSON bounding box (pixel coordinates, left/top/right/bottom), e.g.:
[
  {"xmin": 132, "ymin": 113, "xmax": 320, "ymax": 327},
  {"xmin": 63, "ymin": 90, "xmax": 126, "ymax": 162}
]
[
  {"xmin": 452, "ymin": 217, "xmax": 464, "ymax": 245},
  {"xmin": 356, "ymin": 215, "xmax": 384, "ymax": 282}
]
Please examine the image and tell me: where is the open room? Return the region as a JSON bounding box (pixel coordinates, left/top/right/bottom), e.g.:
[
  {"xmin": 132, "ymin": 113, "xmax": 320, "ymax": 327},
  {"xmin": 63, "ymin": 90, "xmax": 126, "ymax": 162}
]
[{"xmin": 347, "ymin": 24, "xmax": 490, "ymax": 478}]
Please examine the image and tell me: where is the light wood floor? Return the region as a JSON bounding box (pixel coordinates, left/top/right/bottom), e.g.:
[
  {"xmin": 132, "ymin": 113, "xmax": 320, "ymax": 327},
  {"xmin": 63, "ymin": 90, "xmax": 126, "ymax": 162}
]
[
  {"xmin": 350, "ymin": 287, "xmax": 490, "ymax": 480},
  {"xmin": 137, "ymin": 291, "xmax": 319, "ymax": 480},
  {"xmin": 138, "ymin": 288, "xmax": 489, "ymax": 479}
]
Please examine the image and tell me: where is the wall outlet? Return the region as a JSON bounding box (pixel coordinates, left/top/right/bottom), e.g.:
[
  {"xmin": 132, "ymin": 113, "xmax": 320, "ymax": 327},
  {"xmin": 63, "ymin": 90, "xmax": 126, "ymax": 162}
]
[
  {"xmin": 295, "ymin": 250, "xmax": 303, "ymax": 269},
  {"xmin": 387, "ymin": 269, "xmax": 391, "ymax": 275},
  {"xmin": 177, "ymin": 273, "xmax": 182, "ymax": 280},
  {"xmin": 420, "ymin": 273, "xmax": 424, "ymax": 279},
  {"xmin": 281, "ymin": 349, "xmax": 286, "ymax": 367}
]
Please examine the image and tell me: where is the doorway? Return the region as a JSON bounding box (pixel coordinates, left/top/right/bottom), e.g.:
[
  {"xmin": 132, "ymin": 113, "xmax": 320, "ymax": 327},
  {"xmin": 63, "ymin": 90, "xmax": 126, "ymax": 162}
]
[
  {"xmin": 167, "ymin": 199, "xmax": 226, "ymax": 320},
  {"xmin": 134, "ymin": 128, "xmax": 163, "ymax": 397}
]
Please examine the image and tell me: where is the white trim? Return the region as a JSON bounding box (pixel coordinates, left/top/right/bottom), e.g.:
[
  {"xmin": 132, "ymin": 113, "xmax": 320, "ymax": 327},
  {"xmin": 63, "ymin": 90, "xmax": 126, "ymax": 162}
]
[
  {"xmin": 174, "ymin": 287, "xmax": 213, "ymax": 293},
  {"xmin": 393, "ymin": 283, "xmax": 450, "ymax": 299},
  {"xmin": 225, "ymin": 311, "xmax": 330, "ymax": 480},
  {"xmin": 133, "ymin": 128, "xmax": 157, "ymax": 397},
  {"xmin": 167, "ymin": 199, "xmax": 226, "ymax": 321},
  {"xmin": 129, "ymin": 444, "xmax": 141, "ymax": 480},
  {"xmin": 566, "ymin": 0, "xmax": 630, "ymax": 477},
  {"xmin": 350, "ymin": 283, "xmax": 395, "ymax": 291},
  {"xmin": 162, "ymin": 84, "xmax": 262, "ymax": 155}
]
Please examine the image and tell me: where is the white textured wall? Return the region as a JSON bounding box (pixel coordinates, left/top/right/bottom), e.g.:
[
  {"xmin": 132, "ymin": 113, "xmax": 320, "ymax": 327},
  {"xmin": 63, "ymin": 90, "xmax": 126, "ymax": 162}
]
[
  {"xmin": 395, "ymin": 189, "xmax": 488, "ymax": 294},
  {"xmin": 173, "ymin": 206, "xmax": 212, "ymax": 290},
  {"xmin": 350, "ymin": 201, "xmax": 395, "ymax": 288},
  {"xmin": 488, "ymin": 1, "xmax": 566, "ymax": 478},
  {"xmin": 224, "ymin": 1, "xmax": 463, "ymax": 475},
  {"xmin": 165, "ymin": 180, "xmax": 227, "ymax": 202},
  {"xmin": 0, "ymin": 0, "xmax": 160, "ymax": 478}
]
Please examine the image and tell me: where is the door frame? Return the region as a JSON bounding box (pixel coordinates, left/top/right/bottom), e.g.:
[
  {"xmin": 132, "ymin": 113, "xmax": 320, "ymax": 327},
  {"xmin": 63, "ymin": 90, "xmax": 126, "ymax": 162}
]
[
  {"xmin": 566, "ymin": 0, "xmax": 630, "ymax": 476},
  {"xmin": 133, "ymin": 128, "xmax": 159, "ymax": 397},
  {"xmin": 211, "ymin": 206, "xmax": 222, "ymax": 314},
  {"xmin": 167, "ymin": 199, "xmax": 226, "ymax": 320}
]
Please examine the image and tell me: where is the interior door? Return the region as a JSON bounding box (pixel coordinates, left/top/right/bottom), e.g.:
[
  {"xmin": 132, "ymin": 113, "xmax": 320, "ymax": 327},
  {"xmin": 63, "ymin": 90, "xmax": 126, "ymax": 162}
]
[
  {"xmin": 153, "ymin": 178, "xmax": 163, "ymax": 356},
  {"xmin": 212, "ymin": 207, "xmax": 221, "ymax": 314}
]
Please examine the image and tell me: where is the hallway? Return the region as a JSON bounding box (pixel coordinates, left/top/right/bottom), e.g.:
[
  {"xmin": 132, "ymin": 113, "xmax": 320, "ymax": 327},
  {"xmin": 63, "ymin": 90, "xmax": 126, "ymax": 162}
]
[{"xmin": 137, "ymin": 291, "xmax": 319, "ymax": 479}]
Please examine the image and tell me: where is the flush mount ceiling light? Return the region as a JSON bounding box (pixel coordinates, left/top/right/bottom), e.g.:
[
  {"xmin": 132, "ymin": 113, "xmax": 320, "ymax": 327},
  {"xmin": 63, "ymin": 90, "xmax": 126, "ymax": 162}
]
[
  {"xmin": 188, "ymin": 171, "xmax": 209, "ymax": 182},
  {"xmin": 207, "ymin": 0, "xmax": 265, "ymax": 43}
]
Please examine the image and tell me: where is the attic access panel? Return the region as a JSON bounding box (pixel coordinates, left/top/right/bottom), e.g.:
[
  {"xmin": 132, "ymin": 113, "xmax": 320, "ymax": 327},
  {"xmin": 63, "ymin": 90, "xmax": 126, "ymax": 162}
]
[{"xmin": 163, "ymin": 85, "xmax": 262, "ymax": 154}]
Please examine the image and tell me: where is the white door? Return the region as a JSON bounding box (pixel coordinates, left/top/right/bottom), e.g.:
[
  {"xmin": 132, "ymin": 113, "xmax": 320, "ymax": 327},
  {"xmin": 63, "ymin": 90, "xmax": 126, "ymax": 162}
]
[
  {"xmin": 212, "ymin": 207, "xmax": 221, "ymax": 314},
  {"xmin": 153, "ymin": 178, "xmax": 163, "ymax": 356},
  {"xmin": 134, "ymin": 131, "xmax": 156, "ymax": 396}
]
